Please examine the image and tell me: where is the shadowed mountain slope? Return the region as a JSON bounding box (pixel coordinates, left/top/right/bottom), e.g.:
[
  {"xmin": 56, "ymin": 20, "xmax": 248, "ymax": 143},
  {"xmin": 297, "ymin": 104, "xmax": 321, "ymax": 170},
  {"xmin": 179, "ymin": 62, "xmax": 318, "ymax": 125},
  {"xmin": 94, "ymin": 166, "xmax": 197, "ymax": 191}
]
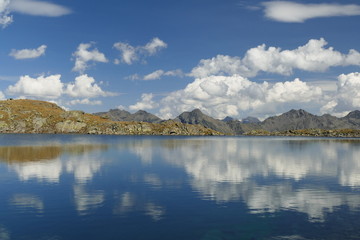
[{"xmin": 94, "ymin": 109, "xmax": 162, "ymax": 123}]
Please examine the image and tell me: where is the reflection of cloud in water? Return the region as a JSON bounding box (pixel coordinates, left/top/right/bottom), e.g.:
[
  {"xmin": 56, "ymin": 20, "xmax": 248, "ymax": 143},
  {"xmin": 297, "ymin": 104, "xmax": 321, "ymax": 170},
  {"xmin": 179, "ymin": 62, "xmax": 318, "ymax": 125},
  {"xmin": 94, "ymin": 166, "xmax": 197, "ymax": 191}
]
[
  {"xmin": 143, "ymin": 174, "xmax": 162, "ymax": 189},
  {"xmin": 73, "ymin": 185, "xmax": 104, "ymax": 215},
  {"xmin": 65, "ymin": 154, "xmax": 103, "ymax": 183},
  {"xmin": 244, "ymin": 184, "xmax": 360, "ymax": 222},
  {"xmin": 130, "ymin": 138, "xmax": 360, "ymax": 221},
  {"xmin": 1, "ymin": 145, "xmax": 108, "ymax": 183},
  {"xmin": 113, "ymin": 192, "xmax": 165, "ymax": 221},
  {"xmin": 158, "ymin": 138, "xmax": 360, "ymax": 187},
  {"xmin": 118, "ymin": 139, "xmax": 157, "ymax": 164},
  {"xmin": 11, "ymin": 158, "xmax": 63, "ymax": 183},
  {"xmin": 9, "ymin": 194, "xmax": 44, "ymax": 213},
  {"xmin": 0, "ymin": 225, "xmax": 10, "ymax": 240}
]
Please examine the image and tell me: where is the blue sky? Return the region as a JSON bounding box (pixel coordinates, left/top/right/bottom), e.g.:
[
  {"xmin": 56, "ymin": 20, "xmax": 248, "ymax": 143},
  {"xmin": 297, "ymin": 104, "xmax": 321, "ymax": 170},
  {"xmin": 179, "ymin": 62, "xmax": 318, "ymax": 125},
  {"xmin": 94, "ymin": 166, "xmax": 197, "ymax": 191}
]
[{"xmin": 1, "ymin": 0, "xmax": 360, "ymax": 119}]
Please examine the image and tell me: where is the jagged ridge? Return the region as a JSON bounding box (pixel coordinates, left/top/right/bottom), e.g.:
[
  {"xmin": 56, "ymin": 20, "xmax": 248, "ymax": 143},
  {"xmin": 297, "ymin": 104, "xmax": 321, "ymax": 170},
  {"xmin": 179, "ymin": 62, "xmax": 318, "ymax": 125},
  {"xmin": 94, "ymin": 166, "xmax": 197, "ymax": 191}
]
[{"xmin": 0, "ymin": 99, "xmax": 221, "ymax": 136}]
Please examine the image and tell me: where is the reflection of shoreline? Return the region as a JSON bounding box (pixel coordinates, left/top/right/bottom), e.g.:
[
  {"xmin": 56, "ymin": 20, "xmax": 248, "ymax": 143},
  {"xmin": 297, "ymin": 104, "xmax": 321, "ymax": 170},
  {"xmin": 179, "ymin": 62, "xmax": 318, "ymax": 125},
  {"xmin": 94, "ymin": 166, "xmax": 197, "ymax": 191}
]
[
  {"xmin": 1, "ymin": 144, "xmax": 109, "ymax": 183},
  {"xmin": 0, "ymin": 144, "xmax": 108, "ymax": 163}
]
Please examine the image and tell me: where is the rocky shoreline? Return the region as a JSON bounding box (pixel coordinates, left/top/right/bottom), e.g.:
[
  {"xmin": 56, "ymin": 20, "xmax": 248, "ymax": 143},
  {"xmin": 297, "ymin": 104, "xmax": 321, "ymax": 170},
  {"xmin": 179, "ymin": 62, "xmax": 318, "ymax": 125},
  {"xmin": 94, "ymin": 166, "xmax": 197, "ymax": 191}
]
[{"xmin": 244, "ymin": 129, "xmax": 360, "ymax": 138}]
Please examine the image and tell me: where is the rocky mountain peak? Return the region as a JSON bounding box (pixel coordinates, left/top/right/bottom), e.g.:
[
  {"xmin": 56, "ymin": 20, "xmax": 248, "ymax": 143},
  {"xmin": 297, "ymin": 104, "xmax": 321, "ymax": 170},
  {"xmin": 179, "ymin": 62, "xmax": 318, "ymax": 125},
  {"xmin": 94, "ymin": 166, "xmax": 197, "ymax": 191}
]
[
  {"xmin": 222, "ymin": 116, "xmax": 234, "ymax": 122},
  {"xmin": 345, "ymin": 110, "xmax": 360, "ymax": 119}
]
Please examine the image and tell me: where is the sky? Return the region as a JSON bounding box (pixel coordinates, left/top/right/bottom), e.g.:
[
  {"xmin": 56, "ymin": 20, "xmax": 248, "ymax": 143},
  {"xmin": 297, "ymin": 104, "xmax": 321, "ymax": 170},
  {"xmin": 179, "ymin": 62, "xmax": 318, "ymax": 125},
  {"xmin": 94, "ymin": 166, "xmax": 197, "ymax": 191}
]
[{"xmin": 1, "ymin": 0, "xmax": 360, "ymax": 120}]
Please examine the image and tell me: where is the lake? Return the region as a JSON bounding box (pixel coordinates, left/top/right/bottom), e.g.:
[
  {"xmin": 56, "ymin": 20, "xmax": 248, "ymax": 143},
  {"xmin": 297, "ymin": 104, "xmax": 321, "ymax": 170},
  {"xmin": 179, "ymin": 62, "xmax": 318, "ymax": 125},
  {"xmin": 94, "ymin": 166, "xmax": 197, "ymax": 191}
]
[{"xmin": 0, "ymin": 134, "xmax": 360, "ymax": 240}]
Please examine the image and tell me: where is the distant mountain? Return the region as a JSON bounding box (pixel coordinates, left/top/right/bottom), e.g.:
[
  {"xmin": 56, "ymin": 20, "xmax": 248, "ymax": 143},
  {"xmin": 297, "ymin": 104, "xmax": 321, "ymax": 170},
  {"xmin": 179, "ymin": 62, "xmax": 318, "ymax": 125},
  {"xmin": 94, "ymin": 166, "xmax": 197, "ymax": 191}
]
[
  {"xmin": 260, "ymin": 109, "xmax": 357, "ymax": 132},
  {"xmin": 174, "ymin": 109, "xmax": 234, "ymax": 134},
  {"xmin": 174, "ymin": 108, "xmax": 360, "ymax": 135},
  {"xmin": 94, "ymin": 109, "xmax": 162, "ymax": 123},
  {"xmin": 95, "ymin": 107, "xmax": 360, "ymax": 135},
  {"xmin": 222, "ymin": 116, "xmax": 234, "ymax": 122},
  {"xmin": 241, "ymin": 116, "xmax": 260, "ymax": 124}
]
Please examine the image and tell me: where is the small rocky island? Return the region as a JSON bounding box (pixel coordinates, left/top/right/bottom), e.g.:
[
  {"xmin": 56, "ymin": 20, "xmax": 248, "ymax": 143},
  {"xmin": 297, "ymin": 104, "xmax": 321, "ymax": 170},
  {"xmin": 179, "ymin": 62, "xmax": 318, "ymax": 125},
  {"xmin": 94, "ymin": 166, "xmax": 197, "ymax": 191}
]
[{"xmin": 0, "ymin": 99, "xmax": 221, "ymax": 135}]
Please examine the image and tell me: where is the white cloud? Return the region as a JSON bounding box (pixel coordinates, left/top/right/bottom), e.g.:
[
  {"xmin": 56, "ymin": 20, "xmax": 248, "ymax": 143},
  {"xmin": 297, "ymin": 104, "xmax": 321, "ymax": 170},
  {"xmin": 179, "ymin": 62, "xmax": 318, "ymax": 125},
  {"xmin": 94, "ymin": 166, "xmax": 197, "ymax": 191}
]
[
  {"xmin": 114, "ymin": 37, "xmax": 167, "ymax": 65},
  {"xmin": 66, "ymin": 74, "xmax": 114, "ymax": 98},
  {"xmin": 113, "ymin": 42, "xmax": 137, "ymax": 65},
  {"xmin": 9, "ymin": 45, "xmax": 47, "ymax": 59},
  {"xmin": 153, "ymin": 75, "xmax": 322, "ymax": 119},
  {"xmin": 129, "ymin": 93, "xmax": 158, "ymax": 111},
  {"xmin": 142, "ymin": 37, "xmax": 168, "ymax": 55},
  {"xmin": 143, "ymin": 70, "xmax": 165, "ymax": 81},
  {"xmin": 6, "ymin": 74, "xmax": 114, "ymax": 103},
  {"xmin": 7, "ymin": 74, "xmax": 63, "ymax": 99},
  {"xmin": 321, "ymin": 72, "xmax": 360, "ymax": 116},
  {"xmin": 143, "ymin": 69, "xmax": 183, "ymax": 80},
  {"xmin": 9, "ymin": 0, "xmax": 71, "ymax": 17},
  {"xmin": 68, "ymin": 98, "xmax": 102, "ymax": 106},
  {"xmin": 0, "ymin": 91, "xmax": 5, "ymax": 100},
  {"xmin": 262, "ymin": 1, "xmax": 360, "ymax": 23},
  {"xmin": 190, "ymin": 38, "xmax": 360, "ymax": 78},
  {"xmin": 125, "ymin": 74, "xmax": 141, "ymax": 81},
  {"xmin": 72, "ymin": 43, "xmax": 108, "ymax": 73},
  {"xmin": 0, "ymin": 0, "xmax": 12, "ymax": 27}
]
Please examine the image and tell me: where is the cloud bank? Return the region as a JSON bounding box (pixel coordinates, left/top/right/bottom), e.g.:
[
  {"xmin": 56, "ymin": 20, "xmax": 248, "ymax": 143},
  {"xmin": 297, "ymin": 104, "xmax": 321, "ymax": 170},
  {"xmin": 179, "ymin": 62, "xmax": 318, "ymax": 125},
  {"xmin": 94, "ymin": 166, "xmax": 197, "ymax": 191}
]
[
  {"xmin": 190, "ymin": 38, "xmax": 360, "ymax": 78},
  {"xmin": 114, "ymin": 37, "xmax": 167, "ymax": 65},
  {"xmin": 129, "ymin": 39, "xmax": 360, "ymax": 119},
  {"xmin": 9, "ymin": 45, "xmax": 47, "ymax": 59},
  {"xmin": 262, "ymin": 1, "xmax": 360, "ymax": 23},
  {"xmin": 157, "ymin": 75, "xmax": 323, "ymax": 119}
]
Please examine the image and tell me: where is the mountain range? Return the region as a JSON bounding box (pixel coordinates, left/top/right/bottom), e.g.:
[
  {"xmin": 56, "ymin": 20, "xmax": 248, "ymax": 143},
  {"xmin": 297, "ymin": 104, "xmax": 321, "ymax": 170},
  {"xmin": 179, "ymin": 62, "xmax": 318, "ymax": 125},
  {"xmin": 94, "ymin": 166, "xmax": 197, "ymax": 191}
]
[
  {"xmin": 0, "ymin": 99, "xmax": 220, "ymax": 136},
  {"xmin": 95, "ymin": 108, "xmax": 360, "ymax": 135}
]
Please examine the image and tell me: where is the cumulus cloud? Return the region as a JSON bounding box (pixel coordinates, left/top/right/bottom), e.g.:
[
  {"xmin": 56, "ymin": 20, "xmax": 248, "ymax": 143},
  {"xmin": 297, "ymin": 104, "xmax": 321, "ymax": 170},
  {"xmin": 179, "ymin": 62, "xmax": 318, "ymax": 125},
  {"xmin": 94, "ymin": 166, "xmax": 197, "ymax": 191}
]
[
  {"xmin": 9, "ymin": 45, "xmax": 47, "ymax": 59},
  {"xmin": 129, "ymin": 93, "xmax": 158, "ymax": 111},
  {"xmin": 114, "ymin": 37, "xmax": 167, "ymax": 65},
  {"xmin": 6, "ymin": 74, "xmax": 115, "ymax": 104},
  {"xmin": 190, "ymin": 39, "xmax": 360, "ymax": 78},
  {"xmin": 134, "ymin": 75, "xmax": 322, "ymax": 119},
  {"xmin": 262, "ymin": 1, "xmax": 360, "ymax": 23},
  {"xmin": 321, "ymin": 72, "xmax": 360, "ymax": 116},
  {"xmin": 0, "ymin": 0, "xmax": 12, "ymax": 27},
  {"xmin": 66, "ymin": 74, "xmax": 115, "ymax": 98},
  {"xmin": 72, "ymin": 43, "xmax": 108, "ymax": 73},
  {"xmin": 7, "ymin": 74, "xmax": 63, "ymax": 99},
  {"xmin": 113, "ymin": 42, "xmax": 137, "ymax": 65},
  {"xmin": 0, "ymin": 91, "xmax": 5, "ymax": 100},
  {"xmin": 142, "ymin": 37, "xmax": 168, "ymax": 55},
  {"xmin": 9, "ymin": 0, "xmax": 71, "ymax": 17}
]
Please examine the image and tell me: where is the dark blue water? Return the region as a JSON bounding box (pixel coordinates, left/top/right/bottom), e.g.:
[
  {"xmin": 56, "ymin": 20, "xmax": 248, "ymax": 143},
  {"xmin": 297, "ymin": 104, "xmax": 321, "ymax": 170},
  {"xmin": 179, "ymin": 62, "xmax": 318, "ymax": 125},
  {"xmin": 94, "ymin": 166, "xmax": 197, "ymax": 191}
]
[{"xmin": 0, "ymin": 134, "xmax": 360, "ymax": 239}]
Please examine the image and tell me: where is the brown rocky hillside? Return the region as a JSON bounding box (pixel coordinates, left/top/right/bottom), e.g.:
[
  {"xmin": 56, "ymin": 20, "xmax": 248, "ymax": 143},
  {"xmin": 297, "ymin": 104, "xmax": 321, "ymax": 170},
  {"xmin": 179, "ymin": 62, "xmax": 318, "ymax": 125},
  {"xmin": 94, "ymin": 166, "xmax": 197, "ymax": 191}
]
[{"xmin": 0, "ymin": 99, "xmax": 221, "ymax": 135}]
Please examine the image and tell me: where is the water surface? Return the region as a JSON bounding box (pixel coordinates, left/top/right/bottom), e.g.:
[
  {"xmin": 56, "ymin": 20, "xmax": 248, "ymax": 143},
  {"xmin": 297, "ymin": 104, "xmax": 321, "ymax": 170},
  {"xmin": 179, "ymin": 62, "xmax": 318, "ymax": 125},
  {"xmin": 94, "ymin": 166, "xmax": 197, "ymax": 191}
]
[{"xmin": 0, "ymin": 134, "xmax": 360, "ymax": 239}]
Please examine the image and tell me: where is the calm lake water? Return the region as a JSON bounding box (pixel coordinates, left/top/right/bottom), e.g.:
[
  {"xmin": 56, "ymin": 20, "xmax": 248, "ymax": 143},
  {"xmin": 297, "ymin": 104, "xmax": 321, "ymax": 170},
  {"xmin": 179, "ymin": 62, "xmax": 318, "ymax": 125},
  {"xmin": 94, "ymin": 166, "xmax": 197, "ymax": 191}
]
[{"xmin": 0, "ymin": 134, "xmax": 360, "ymax": 240}]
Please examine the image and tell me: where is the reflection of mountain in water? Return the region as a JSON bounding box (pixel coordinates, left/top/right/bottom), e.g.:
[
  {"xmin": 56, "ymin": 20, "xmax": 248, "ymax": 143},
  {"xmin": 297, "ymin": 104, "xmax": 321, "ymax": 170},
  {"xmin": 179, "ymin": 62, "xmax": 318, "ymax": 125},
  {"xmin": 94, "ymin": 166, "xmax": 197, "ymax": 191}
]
[
  {"xmin": 0, "ymin": 144, "xmax": 108, "ymax": 183},
  {"xmin": 126, "ymin": 137, "xmax": 360, "ymax": 221}
]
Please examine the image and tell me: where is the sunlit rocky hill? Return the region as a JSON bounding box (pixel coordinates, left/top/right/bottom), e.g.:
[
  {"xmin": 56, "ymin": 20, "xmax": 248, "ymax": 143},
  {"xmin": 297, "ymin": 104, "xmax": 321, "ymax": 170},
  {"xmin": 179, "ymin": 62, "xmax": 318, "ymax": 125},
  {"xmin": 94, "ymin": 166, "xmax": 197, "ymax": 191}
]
[{"xmin": 0, "ymin": 99, "xmax": 221, "ymax": 136}]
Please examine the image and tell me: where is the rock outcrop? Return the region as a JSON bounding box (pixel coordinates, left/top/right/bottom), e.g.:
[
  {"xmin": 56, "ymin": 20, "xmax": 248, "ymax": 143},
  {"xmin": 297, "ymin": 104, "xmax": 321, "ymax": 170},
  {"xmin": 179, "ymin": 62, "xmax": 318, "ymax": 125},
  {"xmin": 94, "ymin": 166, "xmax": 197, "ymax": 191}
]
[{"xmin": 0, "ymin": 100, "xmax": 221, "ymax": 136}]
